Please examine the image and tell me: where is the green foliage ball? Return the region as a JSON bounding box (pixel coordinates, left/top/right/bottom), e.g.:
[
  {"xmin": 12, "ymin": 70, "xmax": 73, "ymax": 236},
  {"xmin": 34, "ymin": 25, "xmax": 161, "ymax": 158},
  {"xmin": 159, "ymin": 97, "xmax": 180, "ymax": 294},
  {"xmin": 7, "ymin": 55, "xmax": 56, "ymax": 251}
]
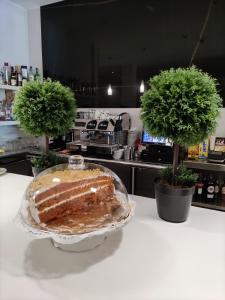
[
  {"xmin": 13, "ymin": 79, "xmax": 76, "ymax": 137},
  {"xmin": 141, "ymin": 67, "xmax": 222, "ymax": 146},
  {"xmin": 161, "ymin": 166, "xmax": 198, "ymax": 187}
]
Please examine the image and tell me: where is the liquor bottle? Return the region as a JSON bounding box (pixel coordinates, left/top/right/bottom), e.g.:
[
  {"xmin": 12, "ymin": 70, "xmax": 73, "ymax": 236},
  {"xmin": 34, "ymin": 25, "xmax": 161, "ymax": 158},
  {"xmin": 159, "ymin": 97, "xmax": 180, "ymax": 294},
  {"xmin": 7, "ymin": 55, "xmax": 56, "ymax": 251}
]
[
  {"xmin": 34, "ymin": 68, "xmax": 41, "ymax": 81},
  {"xmin": 202, "ymin": 175, "xmax": 208, "ymax": 201},
  {"xmin": 5, "ymin": 102, "xmax": 11, "ymax": 120},
  {"xmin": 195, "ymin": 174, "xmax": 204, "ymax": 202},
  {"xmin": 0, "ymin": 99, "xmax": 5, "ymax": 121},
  {"xmin": 206, "ymin": 175, "xmax": 215, "ymax": 203},
  {"xmin": 17, "ymin": 66, "xmax": 22, "ymax": 86},
  {"xmin": 3, "ymin": 62, "xmax": 9, "ymax": 85},
  {"xmin": 10, "ymin": 67, "xmax": 17, "ymax": 86},
  {"xmin": 221, "ymin": 180, "xmax": 225, "ymax": 205},
  {"xmin": 21, "ymin": 65, "xmax": 28, "ymax": 85},
  {"xmin": 214, "ymin": 179, "xmax": 220, "ymax": 203},
  {"xmin": 28, "ymin": 66, "xmax": 34, "ymax": 81},
  {"xmin": 0, "ymin": 68, "xmax": 4, "ymax": 85}
]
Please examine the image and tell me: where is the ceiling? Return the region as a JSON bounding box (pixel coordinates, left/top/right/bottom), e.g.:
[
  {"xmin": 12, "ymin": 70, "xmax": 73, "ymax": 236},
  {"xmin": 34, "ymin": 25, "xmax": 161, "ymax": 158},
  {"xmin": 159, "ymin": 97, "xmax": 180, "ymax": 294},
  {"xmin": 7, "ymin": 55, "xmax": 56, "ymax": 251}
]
[{"xmin": 9, "ymin": 0, "xmax": 62, "ymax": 9}]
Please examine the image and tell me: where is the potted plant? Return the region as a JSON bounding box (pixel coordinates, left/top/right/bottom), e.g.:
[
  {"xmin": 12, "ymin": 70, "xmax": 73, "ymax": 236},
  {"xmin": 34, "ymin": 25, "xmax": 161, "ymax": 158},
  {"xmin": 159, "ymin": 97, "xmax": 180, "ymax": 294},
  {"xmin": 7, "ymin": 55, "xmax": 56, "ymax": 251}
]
[
  {"xmin": 31, "ymin": 152, "xmax": 66, "ymax": 176},
  {"xmin": 13, "ymin": 79, "xmax": 76, "ymax": 152},
  {"xmin": 141, "ymin": 66, "xmax": 222, "ymax": 222},
  {"xmin": 30, "ymin": 154, "xmax": 50, "ymax": 177},
  {"xmin": 13, "ymin": 79, "xmax": 76, "ymax": 176}
]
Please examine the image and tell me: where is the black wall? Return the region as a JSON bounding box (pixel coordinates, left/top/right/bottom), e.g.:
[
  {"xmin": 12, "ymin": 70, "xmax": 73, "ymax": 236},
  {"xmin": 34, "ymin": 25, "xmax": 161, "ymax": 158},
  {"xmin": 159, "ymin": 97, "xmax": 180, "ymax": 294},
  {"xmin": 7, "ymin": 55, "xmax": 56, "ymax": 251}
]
[{"xmin": 41, "ymin": 0, "xmax": 225, "ymax": 107}]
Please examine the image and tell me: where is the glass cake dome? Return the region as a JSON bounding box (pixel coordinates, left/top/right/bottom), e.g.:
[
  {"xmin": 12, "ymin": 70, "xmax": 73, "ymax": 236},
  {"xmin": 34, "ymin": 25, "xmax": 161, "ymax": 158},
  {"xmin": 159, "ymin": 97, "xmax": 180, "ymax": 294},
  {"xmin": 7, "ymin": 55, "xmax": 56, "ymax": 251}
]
[{"xmin": 22, "ymin": 155, "xmax": 132, "ymax": 237}]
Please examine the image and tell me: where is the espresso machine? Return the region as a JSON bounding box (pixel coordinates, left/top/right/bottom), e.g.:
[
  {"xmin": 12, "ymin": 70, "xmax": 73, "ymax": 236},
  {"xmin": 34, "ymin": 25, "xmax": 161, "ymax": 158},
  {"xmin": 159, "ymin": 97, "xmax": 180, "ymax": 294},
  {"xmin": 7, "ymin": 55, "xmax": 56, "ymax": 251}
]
[{"xmin": 67, "ymin": 112, "xmax": 131, "ymax": 157}]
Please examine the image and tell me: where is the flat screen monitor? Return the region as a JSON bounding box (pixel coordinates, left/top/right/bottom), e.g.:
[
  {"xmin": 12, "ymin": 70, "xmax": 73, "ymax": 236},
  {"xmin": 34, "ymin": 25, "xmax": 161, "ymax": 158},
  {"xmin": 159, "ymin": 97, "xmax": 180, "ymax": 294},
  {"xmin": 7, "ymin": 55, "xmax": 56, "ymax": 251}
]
[{"xmin": 142, "ymin": 130, "xmax": 172, "ymax": 146}]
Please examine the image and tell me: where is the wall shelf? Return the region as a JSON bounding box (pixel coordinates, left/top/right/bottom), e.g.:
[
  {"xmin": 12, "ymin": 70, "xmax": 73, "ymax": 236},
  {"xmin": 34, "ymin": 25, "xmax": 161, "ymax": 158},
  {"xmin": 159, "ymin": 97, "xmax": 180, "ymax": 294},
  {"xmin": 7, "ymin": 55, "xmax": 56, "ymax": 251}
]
[
  {"xmin": 0, "ymin": 121, "xmax": 19, "ymax": 126},
  {"xmin": 184, "ymin": 160, "xmax": 225, "ymax": 172},
  {"xmin": 0, "ymin": 84, "xmax": 20, "ymax": 91},
  {"xmin": 192, "ymin": 201, "xmax": 225, "ymax": 212}
]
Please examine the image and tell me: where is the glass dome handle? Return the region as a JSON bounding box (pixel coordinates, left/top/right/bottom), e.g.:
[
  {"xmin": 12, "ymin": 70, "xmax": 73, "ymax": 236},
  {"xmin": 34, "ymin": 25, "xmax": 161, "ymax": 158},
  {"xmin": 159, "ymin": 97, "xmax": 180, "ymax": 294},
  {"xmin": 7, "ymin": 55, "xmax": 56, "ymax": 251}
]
[{"xmin": 68, "ymin": 155, "xmax": 85, "ymax": 169}]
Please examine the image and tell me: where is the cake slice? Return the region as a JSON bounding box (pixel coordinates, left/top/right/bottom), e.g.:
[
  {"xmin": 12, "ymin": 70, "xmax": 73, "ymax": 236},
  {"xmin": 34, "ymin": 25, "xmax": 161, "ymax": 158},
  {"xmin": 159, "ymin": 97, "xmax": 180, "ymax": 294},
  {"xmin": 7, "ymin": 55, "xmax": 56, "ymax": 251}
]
[{"xmin": 29, "ymin": 169, "xmax": 119, "ymax": 225}]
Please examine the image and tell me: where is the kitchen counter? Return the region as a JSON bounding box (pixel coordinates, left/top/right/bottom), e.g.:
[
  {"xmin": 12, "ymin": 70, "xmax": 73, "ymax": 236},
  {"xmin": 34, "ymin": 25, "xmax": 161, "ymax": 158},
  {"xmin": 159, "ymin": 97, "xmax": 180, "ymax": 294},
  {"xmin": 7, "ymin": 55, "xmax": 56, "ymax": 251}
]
[
  {"xmin": 0, "ymin": 173, "xmax": 225, "ymax": 300},
  {"xmin": 1, "ymin": 150, "xmax": 225, "ymax": 172},
  {"xmin": 58, "ymin": 152, "xmax": 167, "ymax": 169}
]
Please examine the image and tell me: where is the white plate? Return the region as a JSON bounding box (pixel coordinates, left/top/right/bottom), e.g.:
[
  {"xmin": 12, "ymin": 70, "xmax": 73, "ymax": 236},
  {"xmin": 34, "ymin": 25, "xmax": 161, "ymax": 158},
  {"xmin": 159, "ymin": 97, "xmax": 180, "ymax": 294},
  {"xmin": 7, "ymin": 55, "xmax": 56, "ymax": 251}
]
[{"xmin": 0, "ymin": 168, "xmax": 7, "ymax": 175}]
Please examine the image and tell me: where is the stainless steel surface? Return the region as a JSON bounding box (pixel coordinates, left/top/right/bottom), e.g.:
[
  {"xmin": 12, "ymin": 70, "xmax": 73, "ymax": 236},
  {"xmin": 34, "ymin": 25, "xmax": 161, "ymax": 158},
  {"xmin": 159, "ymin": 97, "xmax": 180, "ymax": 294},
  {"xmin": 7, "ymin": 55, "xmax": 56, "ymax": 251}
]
[{"xmin": 207, "ymin": 159, "xmax": 225, "ymax": 163}]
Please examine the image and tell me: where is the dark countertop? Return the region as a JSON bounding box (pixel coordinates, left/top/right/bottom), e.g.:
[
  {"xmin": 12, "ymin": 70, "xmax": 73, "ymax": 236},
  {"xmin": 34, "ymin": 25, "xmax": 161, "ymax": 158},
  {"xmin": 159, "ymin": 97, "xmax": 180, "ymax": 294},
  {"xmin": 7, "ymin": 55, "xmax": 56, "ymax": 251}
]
[{"xmin": 0, "ymin": 149, "xmax": 41, "ymax": 159}]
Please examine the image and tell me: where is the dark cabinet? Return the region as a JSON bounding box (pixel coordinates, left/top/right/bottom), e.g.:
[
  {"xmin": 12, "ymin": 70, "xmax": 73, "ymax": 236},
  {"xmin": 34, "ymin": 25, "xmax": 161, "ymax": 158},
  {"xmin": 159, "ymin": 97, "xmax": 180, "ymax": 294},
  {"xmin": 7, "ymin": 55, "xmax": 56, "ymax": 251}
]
[
  {"xmin": 87, "ymin": 159, "xmax": 161, "ymax": 197},
  {"xmin": 91, "ymin": 161, "xmax": 132, "ymax": 194},
  {"xmin": 134, "ymin": 167, "xmax": 161, "ymax": 198},
  {"xmin": 0, "ymin": 154, "xmax": 33, "ymax": 176}
]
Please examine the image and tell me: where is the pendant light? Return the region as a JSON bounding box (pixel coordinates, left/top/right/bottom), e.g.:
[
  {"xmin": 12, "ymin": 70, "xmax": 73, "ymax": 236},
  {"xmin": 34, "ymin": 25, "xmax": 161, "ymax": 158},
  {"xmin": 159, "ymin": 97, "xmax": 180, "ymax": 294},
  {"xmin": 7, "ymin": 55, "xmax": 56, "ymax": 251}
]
[
  {"xmin": 140, "ymin": 80, "xmax": 145, "ymax": 93},
  {"xmin": 107, "ymin": 84, "xmax": 112, "ymax": 96}
]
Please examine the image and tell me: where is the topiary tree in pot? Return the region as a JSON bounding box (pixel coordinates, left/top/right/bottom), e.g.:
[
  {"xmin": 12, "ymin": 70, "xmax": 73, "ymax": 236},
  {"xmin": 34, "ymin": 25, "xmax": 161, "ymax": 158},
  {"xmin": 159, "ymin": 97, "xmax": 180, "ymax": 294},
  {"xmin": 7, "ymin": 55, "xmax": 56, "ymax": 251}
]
[
  {"xmin": 141, "ymin": 66, "xmax": 222, "ymax": 222},
  {"xmin": 13, "ymin": 79, "xmax": 76, "ymax": 175}
]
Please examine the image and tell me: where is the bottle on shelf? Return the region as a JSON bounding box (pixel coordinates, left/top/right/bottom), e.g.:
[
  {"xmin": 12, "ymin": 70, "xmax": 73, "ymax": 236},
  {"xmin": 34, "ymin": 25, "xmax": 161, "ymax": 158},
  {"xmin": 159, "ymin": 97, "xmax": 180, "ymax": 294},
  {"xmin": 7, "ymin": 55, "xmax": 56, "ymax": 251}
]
[
  {"xmin": 206, "ymin": 175, "xmax": 215, "ymax": 203},
  {"xmin": 3, "ymin": 62, "xmax": 9, "ymax": 85},
  {"xmin": 221, "ymin": 180, "xmax": 225, "ymax": 205},
  {"xmin": 134, "ymin": 135, "xmax": 141, "ymax": 151},
  {"xmin": 202, "ymin": 174, "xmax": 208, "ymax": 201},
  {"xmin": 28, "ymin": 66, "xmax": 34, "ymax": 81},
  {"xmin": 21, "ymin": 65, "xmax": 28, "ymax": 85},
  {"xmin": 195, "ymin": 173, "xmax": 204, "ymax": 202},
  {"xmin": 0, "ymin": 99, "xmax": 6, "ymax": 121},
  {"xmin": 0, "ymin": 67, "xmax": 4, "ymax": 85},
  {"xmin": 214, "ymin": 178, "xmax": 220, "ymax": 204},
  {"xmin": 5, "ymin": 102, "xmax": 12, "ymax": 120},
  {"xmin": 34, "ymin": 67, "xmax": 41, "ymax": 81},
  {"xmin": 16, "ymin": 66, "xmax": 22, "ymax": 86},
  {"xmin": 10, "ymin": 67, "xmax": 17, "ymax": 86}
]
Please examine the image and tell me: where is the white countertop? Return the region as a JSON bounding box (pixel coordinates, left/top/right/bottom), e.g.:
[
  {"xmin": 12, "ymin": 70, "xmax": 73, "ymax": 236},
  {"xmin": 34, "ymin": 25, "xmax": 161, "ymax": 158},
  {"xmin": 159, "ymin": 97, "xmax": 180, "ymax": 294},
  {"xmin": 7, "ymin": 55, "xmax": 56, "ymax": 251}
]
[{"xmin": 0, "ymin": 173, "xmax": 225, "ymax": 300}]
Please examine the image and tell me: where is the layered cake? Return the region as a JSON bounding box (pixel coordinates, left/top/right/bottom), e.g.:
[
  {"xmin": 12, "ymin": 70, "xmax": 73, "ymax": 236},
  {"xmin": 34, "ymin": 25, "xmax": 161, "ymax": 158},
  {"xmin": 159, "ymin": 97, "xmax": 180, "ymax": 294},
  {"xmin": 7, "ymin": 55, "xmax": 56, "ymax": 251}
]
[{"xmin": 29, "ymin": 169, "xmax": 121, "ymax": 229}]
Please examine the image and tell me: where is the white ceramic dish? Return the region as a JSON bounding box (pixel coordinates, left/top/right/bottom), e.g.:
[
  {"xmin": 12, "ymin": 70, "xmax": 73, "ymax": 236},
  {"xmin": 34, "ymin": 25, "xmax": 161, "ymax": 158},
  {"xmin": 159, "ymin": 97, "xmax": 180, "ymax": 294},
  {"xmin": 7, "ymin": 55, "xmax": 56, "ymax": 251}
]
[
  {"xmin": 0, "ymin": 168, "xmax": 7, "ymax": 175},
  {"xmin": 16, "ymin": 194, "xmax": 135, "ymax": 252}
]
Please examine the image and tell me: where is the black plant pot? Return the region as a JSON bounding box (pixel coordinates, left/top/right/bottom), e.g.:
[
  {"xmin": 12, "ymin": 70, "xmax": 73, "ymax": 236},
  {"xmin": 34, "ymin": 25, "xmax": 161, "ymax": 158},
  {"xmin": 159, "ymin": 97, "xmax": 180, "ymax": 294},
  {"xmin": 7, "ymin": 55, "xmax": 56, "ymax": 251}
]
[{"xmin": 154, "ymin": 180, "xmax": 195, "ymax": 223}]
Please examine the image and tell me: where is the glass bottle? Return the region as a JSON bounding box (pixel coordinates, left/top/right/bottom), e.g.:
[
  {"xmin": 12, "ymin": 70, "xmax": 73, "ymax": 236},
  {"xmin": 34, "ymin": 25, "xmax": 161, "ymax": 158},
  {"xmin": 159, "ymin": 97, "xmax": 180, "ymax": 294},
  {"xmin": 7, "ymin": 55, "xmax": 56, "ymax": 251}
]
[
  {"xmin": 202, "ymin": 175, "xmax": 208, "ymax": 202},
  {"xmin": 195, "ymin": 173, "xmax": 204, "ymax": 202},
  {"xmin": 21, "ymin": 65, "xmax": 28, "ymax": 85},
  {"xmin": 206, "ymin": 175, "xmax": 215, "ymax": 203},
  {"xmin": 0, "ymin": 67, "xmax": 4, "ymax": 85},
  {"xmin": 28, "ymin": 66, "xmax": 34, "ymax": 81},
  {"xmin": 221, "ymin": 180, "xmax": 225, "ymax": 206},
  {"xmin": 5, "ymin": 102, "xmax": 11, "ymax": 120},
  {"xmin": 0, "ymin": 99, "xmax": 5, "ymax": 121},
  {"xmin": 214, "ymin": 178, "xmax": 220, "ymax": 204},
  {"xmin": 10, "ymin": 67, "xmax": 17, "ymax": 86},
  {"xmin": 34, "ymin": 68, "xmax": 41, "ymax": 81},
  {"xmin": 17, "ymin": 66, "xmax": 22, "ymax": 86},
  {"xmin": 3, "ymin": 62, "xmax": 9, "ymax": 85}
]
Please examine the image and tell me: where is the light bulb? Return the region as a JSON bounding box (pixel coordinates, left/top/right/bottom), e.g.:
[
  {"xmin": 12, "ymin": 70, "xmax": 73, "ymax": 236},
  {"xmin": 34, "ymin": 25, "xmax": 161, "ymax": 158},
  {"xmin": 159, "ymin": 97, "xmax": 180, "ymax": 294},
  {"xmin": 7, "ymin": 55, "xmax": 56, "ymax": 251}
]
[
  {"xmin": 107, "ymin": 84, "xmax": 112, "ymax": 96},
  {"xmin": 140, "ymin": 80, "xmax": 145, "ymax": 93}
]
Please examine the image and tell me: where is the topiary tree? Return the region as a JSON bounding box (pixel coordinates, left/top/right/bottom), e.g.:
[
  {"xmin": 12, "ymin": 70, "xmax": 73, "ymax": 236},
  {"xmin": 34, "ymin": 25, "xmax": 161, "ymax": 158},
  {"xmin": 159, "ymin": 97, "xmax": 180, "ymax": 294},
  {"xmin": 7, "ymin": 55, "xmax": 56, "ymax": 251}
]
[
  {"xmin": 13, "ymin": 79, "xmax": 76, "ymax": 152},
  {"xmin": 141, "ymin": 66, "xmax": 222, "ymax": 182}
]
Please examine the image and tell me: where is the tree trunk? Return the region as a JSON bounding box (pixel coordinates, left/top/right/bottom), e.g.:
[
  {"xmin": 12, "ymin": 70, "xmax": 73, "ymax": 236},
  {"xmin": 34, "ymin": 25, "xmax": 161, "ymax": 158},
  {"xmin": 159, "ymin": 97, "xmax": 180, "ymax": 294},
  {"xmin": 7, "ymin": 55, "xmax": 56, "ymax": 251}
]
[
  {"xmin": 172, "ymin": 144, "xmax": 179, "ymax": 178},
  {"xmin": 39, "ymin": 135, "xmax": 49, "ymax": 153}
]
